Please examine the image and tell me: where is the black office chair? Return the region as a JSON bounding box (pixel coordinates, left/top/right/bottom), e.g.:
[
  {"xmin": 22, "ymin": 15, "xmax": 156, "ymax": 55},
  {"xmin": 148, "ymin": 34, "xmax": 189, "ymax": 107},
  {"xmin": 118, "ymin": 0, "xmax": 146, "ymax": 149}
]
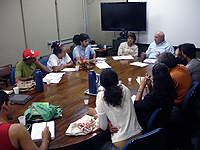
[
  {"xmin": 0, "ymin": 64, "xmax": 12, "ymax": 87},
  {"xmin": 166, "ymin": 81, "xmax": 200, "ymax": 149},
  {"xmin": 142, "ymin": 104, "xmax": 173, "ymax": 133},
  {"xmin": 121, "ymin": 128, "xmax": 166, "ymax": 150}
]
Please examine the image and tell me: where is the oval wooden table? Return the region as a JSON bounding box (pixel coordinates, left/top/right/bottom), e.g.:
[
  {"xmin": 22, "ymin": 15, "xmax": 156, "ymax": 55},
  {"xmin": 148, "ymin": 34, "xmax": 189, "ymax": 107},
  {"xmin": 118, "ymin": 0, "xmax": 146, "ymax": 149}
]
[{"xmin": 8, "ymin": 56, "xmax": 154, "ymax": 149}]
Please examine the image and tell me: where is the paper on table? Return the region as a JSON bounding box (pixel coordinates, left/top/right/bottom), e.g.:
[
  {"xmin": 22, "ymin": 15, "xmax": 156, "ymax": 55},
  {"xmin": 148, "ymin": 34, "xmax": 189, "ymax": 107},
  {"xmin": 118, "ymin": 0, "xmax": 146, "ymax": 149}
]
[
  {"xmin": 143, "ymin": 59, "xmax": 157, "ymax": 63},
  {"xmin": 61, "ymin": 68, "xmax": 76, "ymax": 72},
  {"xmin": 96, "ymin": 61, "xmax": 111, "ymax": 69},
  {"xmin": 92, "ymin": 47, "xmax": 99, "ymax": 50},
  {"xmin": 43, "ymin": 72, "xmax": 65, "ymax": 83},
  {"xmin": 130, "ymin": 62, "xmax": 148, "ymax": 67},
  {"xmin": 31, "ymin": 121, "xmax": 55, "ymax": 142},
  {"xmin": 112, "ymin": 55, "xmax": 134, "ymax": 60}
]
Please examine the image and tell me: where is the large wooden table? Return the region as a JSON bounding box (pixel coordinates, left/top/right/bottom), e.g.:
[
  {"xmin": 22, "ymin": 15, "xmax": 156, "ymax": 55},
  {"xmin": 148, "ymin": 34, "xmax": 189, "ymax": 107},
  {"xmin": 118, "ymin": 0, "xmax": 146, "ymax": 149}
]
[{"xmin": 8, "ymin": 56, "xmax": 153, "ymax": 149}]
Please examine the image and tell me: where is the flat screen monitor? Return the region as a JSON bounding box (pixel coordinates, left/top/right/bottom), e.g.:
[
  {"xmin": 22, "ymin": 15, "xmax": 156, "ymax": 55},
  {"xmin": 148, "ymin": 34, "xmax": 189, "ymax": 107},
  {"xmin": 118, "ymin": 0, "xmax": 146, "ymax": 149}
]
[{"xmin": 101, "ymin": 2, "xmax": 146, "ymax": 32}]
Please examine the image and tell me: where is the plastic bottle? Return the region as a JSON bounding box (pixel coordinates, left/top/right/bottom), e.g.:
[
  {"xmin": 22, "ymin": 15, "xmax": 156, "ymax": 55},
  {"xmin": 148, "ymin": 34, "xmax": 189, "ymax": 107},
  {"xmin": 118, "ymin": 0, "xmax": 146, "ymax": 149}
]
[
  {"xmin": 88, "ymin": 70, "xmax": 98, "ymax": 94},
  {"xmin": 34, "ymin": 69, "xmax": 44, "ymax": 92}
]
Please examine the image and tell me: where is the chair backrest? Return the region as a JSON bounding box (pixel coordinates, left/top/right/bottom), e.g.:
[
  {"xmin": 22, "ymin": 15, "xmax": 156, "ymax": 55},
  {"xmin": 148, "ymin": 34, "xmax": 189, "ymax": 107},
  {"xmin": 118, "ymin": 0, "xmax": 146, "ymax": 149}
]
[
  {"xmin": 0, "ymin": 64, "xmax": 12, "ymax": 78},
  {"xmin": 10, "ymin": 67, "xmax": 16, "ymax": 85},
  {"xmin": 38, "ymin": 57, "xmax": 49, "ymax": 66},
  {"xmin": 121, "ymin": 128, "xmax": 166, "ymax": 150},
  {"xmin": 147, "ymin": 104, "xmax": 173, "ymax": 131},
  {"xmin": 182, "ymin": 81, "xmax": 200, "ymax": 113},
  {"xmin": 38, "ymin": 57, "xmax": 49, "ymax": 75}
]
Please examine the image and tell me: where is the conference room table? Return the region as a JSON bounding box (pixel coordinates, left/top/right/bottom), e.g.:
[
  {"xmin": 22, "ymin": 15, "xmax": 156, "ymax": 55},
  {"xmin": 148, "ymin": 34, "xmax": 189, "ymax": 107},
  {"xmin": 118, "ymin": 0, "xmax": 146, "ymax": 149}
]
[{"xmin": 8, "ymin": 56, "xmax": 154, "ymax": 149}]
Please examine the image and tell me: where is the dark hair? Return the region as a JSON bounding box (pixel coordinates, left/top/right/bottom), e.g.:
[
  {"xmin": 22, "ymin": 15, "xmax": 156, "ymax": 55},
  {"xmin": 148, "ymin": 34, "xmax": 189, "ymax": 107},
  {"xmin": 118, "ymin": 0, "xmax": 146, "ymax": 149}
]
[
  {"xmin": 73, "ymin": 34, "xmax": 80, "ymax": 45},
  {"xmin": 51, "ymin": 42, "xmax": 63, "ymax": 55},
  {"xmin": 157, "ymin": 52, "xmax": 177, "ymax": 68},
  {"xmin": 152, "ymin": 63, "xmax": 176, "ymax": 105},
  {"xmin": 181, "ymin": 43, "xmax": 196, "ymax": 59},
  {"xmin": 177, "ymin": 44, "xmax": 183, "ymax": 52},
  {"xmin": 127, "ymin": 32, "xmax": 136, "ymax": 42},
  {"xmin": 0, "ymin": 91, "xmax": 9, "ymax": 110},
  {"xmin": 100, "ymin": 68, "xmax": 122, "ymax": 107},
  {"xmin": 79, "ymin": 33, "xmax": 89, "ymax": 42}
]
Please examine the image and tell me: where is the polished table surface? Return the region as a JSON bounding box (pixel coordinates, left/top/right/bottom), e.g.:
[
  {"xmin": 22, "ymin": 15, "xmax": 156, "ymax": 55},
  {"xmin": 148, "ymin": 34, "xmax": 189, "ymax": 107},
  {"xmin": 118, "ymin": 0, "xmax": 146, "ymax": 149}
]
[{"xmin": 8, "ymin": 56, "xmax": 153, "ymax": 149}]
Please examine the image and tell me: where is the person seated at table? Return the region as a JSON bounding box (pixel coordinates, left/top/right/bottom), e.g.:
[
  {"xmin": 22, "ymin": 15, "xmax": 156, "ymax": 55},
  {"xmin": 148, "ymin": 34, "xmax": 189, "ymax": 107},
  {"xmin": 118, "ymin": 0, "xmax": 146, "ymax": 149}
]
[
  {"xmin": 15, "ymin": 49, "xmax": 50, "ymax": 83},
  {"xmin": 175, "ymin": 44, "xmax": 188, "ymax": 66},
  {"xmin": 87, "ymin": 68, "xmax": 142, "ymax": 150},
  {"xmin": 134, "ymin": 63, "xmax": 176, "ymax": 129},
  {"xmin": 141, "ymin": 31, "xmax": 174, "ymax": 58},
  {"xmin": 0, "ymin": 91, "xmax": 51, "ymax": 150},
  {"xmin": 118, "ymin": 32, "xmax": 138, "ymax": 57},
  {"xmin": 47, "ymin": 42, "xmax": 74, "ymax": 72},
  {"xmin": 70, "ymin": 34, "xmax": 79, "ymax": 53},
  {"xmin": 157, "ymin": 52, "xmax": 192, "ymax": 105},
  {"xmin": 73, "ymin": 33, "xmax": 97, "ymax": 64},
  {"xmin": 181, "ymin": 43, "xmax": 200, "ymax": 82}
]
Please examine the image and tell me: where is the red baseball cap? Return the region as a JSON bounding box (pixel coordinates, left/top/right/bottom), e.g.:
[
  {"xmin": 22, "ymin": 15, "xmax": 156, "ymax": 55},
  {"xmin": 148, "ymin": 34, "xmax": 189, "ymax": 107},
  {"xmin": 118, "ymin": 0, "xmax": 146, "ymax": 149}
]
[{"xmin": 22, "ymin": 49, "xmax": 39, "ymax": 59}]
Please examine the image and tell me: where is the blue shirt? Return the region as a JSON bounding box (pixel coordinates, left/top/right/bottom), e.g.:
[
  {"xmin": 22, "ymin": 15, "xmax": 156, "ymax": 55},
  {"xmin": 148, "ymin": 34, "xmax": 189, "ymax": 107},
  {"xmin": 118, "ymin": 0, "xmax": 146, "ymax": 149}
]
[
  {"xmin": 146, "ymin": 41, "xmax": 174, "ymax": 58},
  {"xmin": 73, "ymin": 45, "xmax": 95, "ymax": 64}
]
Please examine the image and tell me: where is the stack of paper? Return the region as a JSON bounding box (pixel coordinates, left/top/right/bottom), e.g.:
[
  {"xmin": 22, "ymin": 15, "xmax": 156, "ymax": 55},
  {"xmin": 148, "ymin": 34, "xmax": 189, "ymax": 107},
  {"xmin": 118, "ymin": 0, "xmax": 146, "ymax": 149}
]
[
  {"xmin": 96, "ymin": 61, "xmax": 111, "ymax": 69},
  {"xmin": 31, "ymin": 121, "xmax": 55, "ymax": 142},
  {"xmin": 61, "ymin": 68, "xmax": 76, "ymax": 72},
  {"xmin": 112, "ymin": 55, "xmax": 134, "ymax": 60},
  {"xmin": 143, "ymin": 59, "xmax": 157, "ymax": 63},
  {"xmin": 43, "ymin": 72, "xmax": 65, "ymax": 83},
  {"xmin": 130, "ymin": 62, "xmax": 148, "ymax": 67}
]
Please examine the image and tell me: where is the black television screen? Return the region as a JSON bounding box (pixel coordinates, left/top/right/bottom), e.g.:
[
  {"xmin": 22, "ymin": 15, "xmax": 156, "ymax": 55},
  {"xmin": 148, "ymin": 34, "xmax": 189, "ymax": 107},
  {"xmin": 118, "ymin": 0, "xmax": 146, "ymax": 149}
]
[{"xmin": 101, "ymin": 2, "xmax": 146, "ymax": 31}]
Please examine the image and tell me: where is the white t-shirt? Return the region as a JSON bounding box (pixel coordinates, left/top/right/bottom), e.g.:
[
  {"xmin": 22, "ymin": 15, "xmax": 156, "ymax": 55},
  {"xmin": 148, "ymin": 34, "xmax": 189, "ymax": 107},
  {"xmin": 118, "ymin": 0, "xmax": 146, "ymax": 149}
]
[
  {"xmin": 96, "ymin": 84, "xmax": 142, "ymax": 143},
  {"xmin": 47, "ymin": 53, "xmax": 71, "ymax": 72}
]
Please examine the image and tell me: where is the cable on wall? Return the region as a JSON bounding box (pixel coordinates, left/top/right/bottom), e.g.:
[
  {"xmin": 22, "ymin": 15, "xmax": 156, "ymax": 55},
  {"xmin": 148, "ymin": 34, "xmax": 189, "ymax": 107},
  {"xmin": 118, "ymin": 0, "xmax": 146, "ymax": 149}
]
[
  {"xmin": 55, "ymin": 0, "xmax": 61, "ymax": 43},
  {"xmin": 20, "ymin": 0, "xmax": 28, "ymax": 49}
]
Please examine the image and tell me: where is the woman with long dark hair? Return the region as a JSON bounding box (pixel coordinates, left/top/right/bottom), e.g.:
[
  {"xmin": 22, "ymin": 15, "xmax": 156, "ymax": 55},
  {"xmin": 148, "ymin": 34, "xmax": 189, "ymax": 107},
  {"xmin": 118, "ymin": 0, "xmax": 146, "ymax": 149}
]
[
  {"xmin": 87, "ymin": 68, "xmax": 142, "ymax": 150},
  {"xmin": 134, "ymin": 63, "xmax": 176, "ymax": 129},
  {"xmin": 47, "ymin": 42, "xmax": 74, "ymax": 72}
]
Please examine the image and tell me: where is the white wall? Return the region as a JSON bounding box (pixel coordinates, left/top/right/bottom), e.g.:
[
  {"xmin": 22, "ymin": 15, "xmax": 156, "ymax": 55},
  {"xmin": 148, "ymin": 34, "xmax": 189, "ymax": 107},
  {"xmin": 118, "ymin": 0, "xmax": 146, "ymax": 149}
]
[
  {"xmin": 0, "ymin": 0, "xmax": 84, "ymax": 67},
  {"xmin": 128, "ymin": 0, "xmax": 200, "ymax": 47}
]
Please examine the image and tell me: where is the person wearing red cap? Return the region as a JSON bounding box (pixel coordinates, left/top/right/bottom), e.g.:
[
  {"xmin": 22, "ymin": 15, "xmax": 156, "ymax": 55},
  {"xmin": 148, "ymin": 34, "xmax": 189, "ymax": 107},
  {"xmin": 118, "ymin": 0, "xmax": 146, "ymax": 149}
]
[{"xmin": 15, "ymin": 49, "xmax": 50, "ymax": 83}]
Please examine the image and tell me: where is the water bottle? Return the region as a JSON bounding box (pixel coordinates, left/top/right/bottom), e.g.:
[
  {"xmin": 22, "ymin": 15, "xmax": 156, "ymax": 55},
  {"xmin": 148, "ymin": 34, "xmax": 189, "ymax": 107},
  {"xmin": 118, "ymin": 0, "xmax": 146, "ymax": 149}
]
[
  {"xmin": 34, "ymin": 69, "xmax": 44, "ymax": 92},
  {"xmin": 88, "ymin": 70, "xmax": 99, "ymax": 94}
]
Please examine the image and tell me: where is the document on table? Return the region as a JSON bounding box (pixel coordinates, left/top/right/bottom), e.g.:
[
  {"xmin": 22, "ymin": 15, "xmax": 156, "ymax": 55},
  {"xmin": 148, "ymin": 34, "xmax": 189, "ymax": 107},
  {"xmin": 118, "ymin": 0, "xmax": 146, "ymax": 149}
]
[
  {"xmin": 130, "ymin": 62, "xmax": 148, "ymax": 67},
  {"xmin": 143, "ymin": 59, "xmax": 157, "ymax": 63},
  {"xmin": 43, "ymin": 72, "xmax": 65, "ymax": 83},
  {"xmin": 96, "ymin": 61, "xmax": 111, "ymax": 69},
  {"xmin": 112, "ymin": 55, "xmax": 134, "ymax": 60},
  {"xmin": 31, "ymin": 121, "xmax": 55, "ymax": 142},
  {"xmin": 61, "ymin": 68, "xmax": 76, "ymax": 72}
]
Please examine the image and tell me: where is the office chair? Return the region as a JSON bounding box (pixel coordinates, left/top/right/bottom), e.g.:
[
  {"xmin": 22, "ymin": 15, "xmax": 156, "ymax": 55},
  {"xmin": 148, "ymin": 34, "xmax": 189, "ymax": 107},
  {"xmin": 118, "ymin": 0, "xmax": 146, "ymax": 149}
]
[
  {"xmin": 166, "ymin": 81, "xmax": 200, "ymax": 149},
  {"xmin": 38, "ymin": 57, "xmax": 49, "ymax": 75},
  {"xmin": 0, "ymin": 64, "xmax": 12, "ymax": 87},
  {"xmin": 145, "ymin": 104, "xmax": 173, "ymax": 133},
  {"xmin": 121, "ymin": 128, "xmax": 166, "ymax": 150}
]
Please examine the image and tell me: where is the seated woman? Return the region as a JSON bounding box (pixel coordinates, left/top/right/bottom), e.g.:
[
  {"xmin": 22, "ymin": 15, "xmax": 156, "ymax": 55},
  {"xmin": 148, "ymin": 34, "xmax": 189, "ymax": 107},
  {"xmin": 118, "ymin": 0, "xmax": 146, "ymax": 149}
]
[
  {"xmin": 175, "ymin": 44, "xmax": 188, "ymax": 66},
  {"xmin": 134, "ymin": 63, "xmax": 176, "ymax": 130},
  {"xmin": 87, "ymin": 68, "xmax": 142, "ymax": 150},
  {"xmin": 118, "ymin": 32, "xmax": 138, "ymax": 57},
  {"xmin": 47, "ymin": 42, "xmax": 74, "ymax": 72}
]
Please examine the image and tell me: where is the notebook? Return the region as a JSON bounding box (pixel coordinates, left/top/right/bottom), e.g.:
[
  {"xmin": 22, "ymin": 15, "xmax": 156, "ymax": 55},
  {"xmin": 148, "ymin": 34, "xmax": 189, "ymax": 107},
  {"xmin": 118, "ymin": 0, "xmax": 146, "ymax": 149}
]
[
  {"xmin": 9, "ymin": 94, "xmax": 34, "ymax": 104},
  {"xmin": 31, "ymin": 121, "xmax": 55, "ymax": 142},
  {"xmin": 31, "ymin": 102, "xmax": 49, "ymax": 116}
]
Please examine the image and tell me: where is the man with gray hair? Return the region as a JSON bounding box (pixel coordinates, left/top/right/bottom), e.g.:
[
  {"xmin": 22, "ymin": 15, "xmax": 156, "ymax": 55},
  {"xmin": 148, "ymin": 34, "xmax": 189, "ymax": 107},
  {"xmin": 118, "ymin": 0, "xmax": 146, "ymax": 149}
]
[{"xmin": 141, "ymin": 31, "xmax": 174, "ymax": 58}]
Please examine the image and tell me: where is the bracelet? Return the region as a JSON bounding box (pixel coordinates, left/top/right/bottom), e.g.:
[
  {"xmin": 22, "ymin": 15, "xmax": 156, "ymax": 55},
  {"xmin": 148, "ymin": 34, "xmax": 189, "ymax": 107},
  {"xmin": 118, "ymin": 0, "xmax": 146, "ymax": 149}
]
[
  {"xmin": 137, "ymin": 89, "xmax": 143, "ymax": 93},
  {"xmin": 94, "ymin": 114, "xmax": 98, "ymax": 119}
]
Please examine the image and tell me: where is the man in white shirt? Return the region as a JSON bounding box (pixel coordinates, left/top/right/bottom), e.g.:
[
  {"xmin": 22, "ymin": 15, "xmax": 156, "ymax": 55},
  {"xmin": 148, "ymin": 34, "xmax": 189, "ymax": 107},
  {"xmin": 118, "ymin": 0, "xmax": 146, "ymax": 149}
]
[{"xmin": 141, "ymin": 31, "xmax": 174, "ymax": 58}]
